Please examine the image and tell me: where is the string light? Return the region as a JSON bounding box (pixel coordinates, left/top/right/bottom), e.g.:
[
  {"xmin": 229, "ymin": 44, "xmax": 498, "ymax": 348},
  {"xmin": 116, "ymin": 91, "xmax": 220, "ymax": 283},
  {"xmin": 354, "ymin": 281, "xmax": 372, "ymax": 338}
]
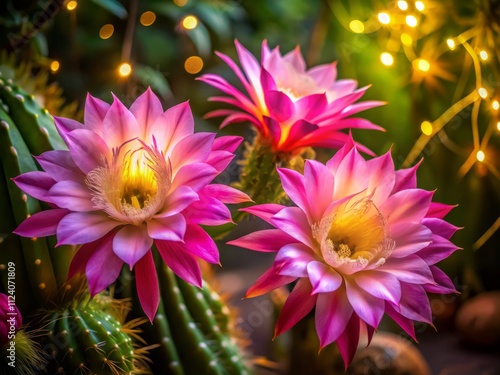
[
  {"xmin": 479, "ymin": 50, "xmax": 488, "ymax": 60},
  {"xmin": 414, "ymin": 58, "xmax": 430, "ymax": 72},
  {"xmin": 492, "ymin": 100, "xmax": 499, "ymax": 110},
  {"xmin": 99, "ymin": 24, "xmax": 114, "ymax": 39},
  {"xmin": 446, "ymin": 39, "xmax": 456, "ymax": 50},
  {"xmin": 497, "ymin": 121, "xmax": 500, "ymax": 131},
  {"xmin": 118, "ymin": 63, "xmax": 132, "ymax": 77},
  {"xmin": 50, "ymin": 60, "xmax": 60, "ymax": 73},
  {"xmin": 421, "ymin": 121, "xmax": 433, "ymax": 135},
  {"xmin": 401, "ymin": 33, "xmax": 413, "ymax": 46},
  {"xmin": 478, "ymin": 87, "xmax": 488, "ymax": 99},
  {"xmin": 377, "ymin": 12, "xmax": 390, "ymax": 25},
  {"xmin": 398, "ymin": 1, "xmax": 409, "ymax": 10},
  {"xmin": 380, "ymin": 52, "xmax": 394, "ymax": 66},
  {"xmin": 140, "ymin": 11, "xmax": 156, "ymax": 26},
  {"xmin": 476, "ymin": 150, "xmax": 485, "ymax": 162},
  {"xmin": 184, "ymin": 56, "xmax": 203, "ymax": 74},
  {"xmin": 182, "ymin": 15, "xmax": 198, "ymax": 30},
  {"xmin": 406, "ymin": 15, "xmax": 418, "ymax": 27},
  {"xmin": 415, "ymin": 1, "xmax": 425, "ymax": 11},
  {"xmin": 66, "ymin": 1, "xmax": 77, "ymax": 11},
  {"xmin": 349, "ymin": 20, "xmax": 365, "ymax": 33}
]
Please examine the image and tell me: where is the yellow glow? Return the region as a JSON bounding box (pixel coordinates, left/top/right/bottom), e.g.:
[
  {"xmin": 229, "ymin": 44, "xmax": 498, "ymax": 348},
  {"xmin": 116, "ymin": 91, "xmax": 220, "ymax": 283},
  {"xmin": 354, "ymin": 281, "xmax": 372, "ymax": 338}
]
[
  {"xmin": 140, "ymin": 11, "xmax": 156, "ymax": 26},
  {"xmin": 50, "ymin": 60, "xmax": 60, "ymax": 73},
  {"xmin": 414, "ymin": 58, "xmax": 430, "ymax": 72},
  {"xmin": 406, "ymin": 15, "xmax": 418, "ymax": 27},
  {"xmin": 182, "ymin": 15, "xmax": 198, "ymax": 30},
  {"xmin": 493, "ymin": 100, "xmax": 499, "ymax": 110},
  {"xmin": 497, "ymin": 121, "xmax": 500, "ymax": 131},
  {"xmin": 118, "ymin": 63, "xmax": 132, "ymax": 77},
  {"xmin": 476, "ymin": 150, "xmax": 485, "ymax": 162},
  {"xmin": 377, "ymin": 12, "xmax": 391, "ymax": 24},
  {"xmin": 398, "ymin": 1, "xmax": 409, "ymax": 10},
  {"xmin": 380, "ymin": 52, "xmax": 394, "ymax": 66},
  {"xmin": 479, "ymin": 50, "xmax": 488, "ymax": 61},
  {"xmin": 99, "ymin": 24, "xmax": 114, "ymax": 39},
  {"xmin": 478, "ymin": 87, "xmax": 488, "ymax": 99},
  {"xmin": 349, "ymin": 20, "xmax": 365, "ymax": 33},
  {"xmin": 420, "ymin": 121, "xmax": 433, "ymax": 136},
  {"xmin": 174, "ymin": 0, "xmax": 188, "ymax": 5},
  {"xmin": 446, "ymin": 39, "xmax": 456, "ymax": 50},
  {"xmin": 415, "ymin": 1, "xmax": 425, "ymax": 11},
  {"xmin": 184, "ymin": 56, "xmax": 203, "ymax": 74},
  {"xmin": 66, "ymin": 1, "xmax": 77, "ymax": 10},
  {"xmin": 401, "ymin": 33, "xmax": 413, "ymax": 46}
]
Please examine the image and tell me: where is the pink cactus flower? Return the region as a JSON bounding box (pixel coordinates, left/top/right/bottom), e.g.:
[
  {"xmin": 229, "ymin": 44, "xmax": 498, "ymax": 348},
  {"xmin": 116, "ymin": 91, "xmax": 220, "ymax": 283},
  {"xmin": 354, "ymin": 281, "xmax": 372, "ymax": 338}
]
[
  {"xmin": 13, "ymin": 88, "xmax": 250, "ymax": 321},
  {"xmin": 0, "ymin": 293, "xmax": 22, "ymax": 347},
  {"xmin": 199, "ymin": 40, "xmax": 384, "ymax": 154},
  {"xmin": 228, "ymin": 136, "xmax": 460, "ymax": 367}
]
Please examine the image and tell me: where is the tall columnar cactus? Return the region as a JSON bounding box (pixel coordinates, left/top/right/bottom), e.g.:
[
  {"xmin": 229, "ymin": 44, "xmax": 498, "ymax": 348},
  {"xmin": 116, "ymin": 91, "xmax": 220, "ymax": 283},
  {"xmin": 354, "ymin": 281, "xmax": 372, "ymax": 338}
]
[{"xmin": 126, "ymin": 261, "xmax": 250, "ymax": 375}]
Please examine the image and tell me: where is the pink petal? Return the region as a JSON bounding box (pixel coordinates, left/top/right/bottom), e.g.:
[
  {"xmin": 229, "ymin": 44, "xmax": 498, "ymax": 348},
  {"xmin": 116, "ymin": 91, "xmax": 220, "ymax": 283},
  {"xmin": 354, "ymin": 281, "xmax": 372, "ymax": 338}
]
[
  {"xmin": 13, "ymin": 171, "xmax": 56, "ymax": 201},
  {"xmin": 240, "ymin": 203, "xmax": 286, "ymax": 225},
  {"xmin": 171, "ymin": 163, "xmax": 218, "ymax": 192},
  {"xmin": 315, "ymin": 288, "xmax": 353, "ymax": 349},
  {"xmin": 155, "ymin": 186, "xmax": 199, "ymax": 218},
  {"xmin": 365, "ymin": 150, "xmax": 396, "ymax": 203},
  {"xmin": 390, "ymin": 223, "xmax": 433, "ymax": 258},
  {"xmin": 149, "ymin": 101, "xmax": 194, "ymax": 154},
  {"xmin": 307, "ymin": 261, "xmax": 343, "ymax": 294},
  {"xmin": 275, "ymin": 243, "xmax": 317, "ymax": 277},
  {"xmin": 380, "ymin": 189, "xmax": 433, "ymax": 226},
  {"xmin": 54, "ymin": 116, "xmax": 85, "ymax": 142},
  {"xmin": 227, "ymin": 229, "xmax": 295, "ymax": 252},
  {"xmin": 378, "ymin": 255, "xmax": 435, "ymax": 285},
  {"xmin": 205, "ymin": 150, "xmax": 234, "ymax": 171},
  {"xmin": 65, "ymin": 129, "xmax": 108, "ymax": 174},
  {"xmin": 332, "ymin": 147, "xmax": 369, "ymax": 200},
  {"xmin": 294, "ymin": 93, "xmax": 328, "ymax": 121},
  {"xmin": 303, "ymin": 160, "xmax": 334, "ymax": 222},
  {"xmin": 398, "ymin": 282, "xmax": 433, "ymax": 324},
  {"xmin": 424, "ymin": 266, "xmax": 457, "ymax": 294},
  {"xmin": 283, "ymin": 45, "xmax": 306, "ymax": 71},
  {"xmin": 212, "ymin": 135, "xmax": 243, "ymax": 153},
  {"xmin": 325, "ymin": 135, "xmax": 356, "ymax": 174},
  {"xmin": 201, "ymin": 184, "xmax": 251, "ymax": 204},
  {"xmin": 135, "ymin": 251, "xmax": 160, "ymax": 322},
  {"xmin": 417, "ymin": 234, "xmax": 461, "ymax": 265},
  {"xmin": 345, "ymin": 280, "xmax": 385, "ymax": 328},
  {"xmin": 276, "ymin": 167, "xmax": 308, "ymax": 214},
  {"xmin": 67, "ymin": 242, "xmax": 95, "ymax": 280},
  {"xmin": 14, "ymin": 208, "xmax": 69, "ymax": 237},
  {"xmin": 35, "ymin": 150, "xmax": 83, "ymax": 182},
  {"xmin": 392, "ymin": 162, "xmax": 420, "ymax": 193},
  {"xmin": 263, "ymin": 116, "xmax": 281, "ymax": 147},
  {"xmin": 85, "ymin": 232, "xmax": 123, "ymax": 296},
  {"xmin": 246, "ymin": 266, "xmax": 295, "ymax": 298},
  {"xmin": 84, "ymin": 93, "xmax": 110, "ymax": 133},
  {"xmin": 235, "ymin": 39, "xmax": 262, "ymax": 97},
  {"xmin": 130, "ymin": 87, "xmax": 163, "ymax": 138},
  {"xmin": 385, "ymin": 302, "xmax": 416, "ymax": 341},
  {"xmin": 265, "ymin": 90, "xmax": 294, "ymax": 122},
  {"xmin": 260, "ymin": 68, "xmax": 277, "ymax": 93},
  {"xmin": 48, "ymin": 180, "xmax": 95, "ymax": 211},
  {"xmin": 181, "ymin": 224, "xmax": 219, "ymax": 264},
  {"xmin": 422, "ymin": 218, "xmax": 460, "ymax": 239},
  {"xmin": 426, "ymin": 202, "xmax": 456, "ymax": 219},
  {"xmin": 112, "ymin": 224, "xmax": 153, "ymax": 268},
  {"xmin": 156, "ymin": 240, "xmax": 202, "ymax": 287},
  {"xmin": 336, "ymin": 314, "xmax": 361, "ymax": 368},
  {"xmin": 308, "ymin": 62, "xmax": 338, "ymax": 85},
  {"xmin": 183, "ymin": 196, "xmax": 232, "ymax": 226},
  {"xmin": 169, "ymin": 132, "xmax": 216, "ymax": 173},
  {"xmin": 272, "ymin": 206, "xmax": 314, "ymax": 248},
  {"xmin": 355, "ymin": 271, "xmax": 401, "ymax": 305},
  {"xmin": 280, "ymin": 120, "xmax": 319, "ymax": 151},
  {"xmin": 57, "ymin": 212, "xmax": 121, "ymax": 245},
  {"xmin": 102, "ymin": 95, "xmax": 139, "ymax": 148},
  {"xmin": 341, "ymin": 100, "xmax": 385, "ymax": 118},
  {"xmin": 275, "ymin": 279, "xmax": 317, "ymax": 337},
  {"xmin": 147, "ymin": 214, "xmax": 186, "ymax": 241}
]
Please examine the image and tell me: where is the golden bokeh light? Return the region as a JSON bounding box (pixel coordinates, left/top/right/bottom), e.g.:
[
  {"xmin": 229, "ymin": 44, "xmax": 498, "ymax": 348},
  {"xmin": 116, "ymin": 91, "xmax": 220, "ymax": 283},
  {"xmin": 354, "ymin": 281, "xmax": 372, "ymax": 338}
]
[
  {"xmin": 380, "ymin": 52, "xmax": 394, "ymax": 66},
  {"xmin": 406, "ymin": 15, "xmax": 418, "ymax": 27},
  {"xmin": 479, "ymin": 50, "xmax": 488, "ymax": 61},
  {"xmin": 420, "ymin": 121, "xmax": 433, "ymax": 135},
  {"xmin": 415, "ymin": 1, "xmax": 425, "ymax": 11},
  {"xmin": 377, "ymin": 12, "xmax": 390, "ymax": 25},
  {"xmin": 118, "ymin": 63, "xmax": 132, "ymax": 77},
  {"xmin": 66, "ymin": 1, "xmax": 77, "ymax": 10},
  {"xmin": 99, "ymin": 24, "xmax": 114, "ymax": 39},
  {"xmin": 140, "ymin": 11, "xmax": 156, "ymax": 26},
  {"xmin": 184, "ymin": 56, "xmax": 203, "ymax": 74},
  {"xmin": 398, "ymin": 1, "xmax": 409, "ymax": 10},
  {"xmin": 182, "ymin": 15, "xmax": 198, "ymax": 30},
  {"xmin": 476, "ymin": 150, "xmax": 485, "ymax": 162},
  {"xmin": 478, "ymin": 87, "xmax": 487, "ymax": 99},
  {"xmin": 50, "ymin": 60, "xmax": 60, "ymax": 73},
  {"xmin": 401, "ymin": 33, "xmax": 413, "ymax": 46},
  {"xmin": 349, "ymin": 20, "xmax": 365, "ymax": 33},
  {"xmin": 446, "ymin": 39, "xmax": 456, "ymax": 50}
]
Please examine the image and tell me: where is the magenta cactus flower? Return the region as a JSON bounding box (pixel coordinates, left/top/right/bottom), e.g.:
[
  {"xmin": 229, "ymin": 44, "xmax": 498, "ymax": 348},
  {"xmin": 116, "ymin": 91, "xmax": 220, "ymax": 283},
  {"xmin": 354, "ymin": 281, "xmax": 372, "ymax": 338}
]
[
  {"xmin": 228, "ymin": 136, "xmax": 460, "ymax": 366},
  {"xmin": 0, "ymin": 293, "xmax": 21, "ymax": 347},
  {"xmin": 13, "ymin": 88, "xmax": 250, "ymax": 321},
  {"xmin": 199, "ymin": 40, "xmax": 384, "ymax": 154}
]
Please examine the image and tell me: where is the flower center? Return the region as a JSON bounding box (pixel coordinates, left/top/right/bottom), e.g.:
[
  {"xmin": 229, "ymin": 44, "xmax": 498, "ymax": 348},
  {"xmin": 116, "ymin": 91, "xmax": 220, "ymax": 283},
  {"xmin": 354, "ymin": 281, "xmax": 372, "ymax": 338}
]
[
  {"xmin": 86, "ymin": 140, "xmax": 171, "ymax": 225},
  {"xmin": 313, "ymin": 195, "xmax": 395, "ymax": 274}
]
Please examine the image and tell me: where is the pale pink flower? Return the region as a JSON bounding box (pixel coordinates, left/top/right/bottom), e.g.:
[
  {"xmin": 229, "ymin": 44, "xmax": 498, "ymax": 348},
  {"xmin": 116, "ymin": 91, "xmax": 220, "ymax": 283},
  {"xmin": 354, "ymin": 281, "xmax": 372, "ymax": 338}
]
[
  {"xmin": 0, "ymin": 293, "xmax": 21, "ymax": 347},
  {"xmin": 229, "ymin": 136, "xmax": 460, "ymax": 366},
  {"xmin": 199, "ymin": 40, "xmax": 384, "ymax": 154},
  {"xmin": 13, "ymin": 88, "xmax": 249, "ymax": 321}
]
